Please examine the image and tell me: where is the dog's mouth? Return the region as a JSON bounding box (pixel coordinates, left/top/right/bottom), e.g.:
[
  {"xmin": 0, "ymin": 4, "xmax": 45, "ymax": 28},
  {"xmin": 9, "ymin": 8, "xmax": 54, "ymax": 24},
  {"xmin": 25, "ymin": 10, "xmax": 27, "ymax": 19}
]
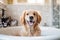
[{"xmin": 27, "ymin": 20, "xmax": 35, "ymax": 26}]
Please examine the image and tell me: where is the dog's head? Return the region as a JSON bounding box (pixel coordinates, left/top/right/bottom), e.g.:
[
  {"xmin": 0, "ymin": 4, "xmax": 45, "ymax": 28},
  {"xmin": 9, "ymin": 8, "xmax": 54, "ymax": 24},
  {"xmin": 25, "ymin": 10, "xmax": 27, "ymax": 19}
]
[{"xmin": 20, "ymin": 10, "xmax": 41, "ymax": 26}]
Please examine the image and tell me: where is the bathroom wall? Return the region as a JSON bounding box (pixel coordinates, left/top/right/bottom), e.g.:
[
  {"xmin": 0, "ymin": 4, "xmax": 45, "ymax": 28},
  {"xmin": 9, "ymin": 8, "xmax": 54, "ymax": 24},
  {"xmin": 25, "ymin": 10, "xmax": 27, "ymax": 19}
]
[
  {"xmin": 0, "ymin": 2, "xmax": 7, "ymax": 18},
  {"xmin": 6, "ymin": 4, "xmax": 53, "ymax": 26}
]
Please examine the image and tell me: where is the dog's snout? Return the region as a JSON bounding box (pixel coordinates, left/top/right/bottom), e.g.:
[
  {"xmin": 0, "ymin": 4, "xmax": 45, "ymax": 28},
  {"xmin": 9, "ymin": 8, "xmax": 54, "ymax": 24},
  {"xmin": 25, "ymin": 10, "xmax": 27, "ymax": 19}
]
[{"xmin": 29, "ymin": 16, "xmax": 33, "ymax": 20}]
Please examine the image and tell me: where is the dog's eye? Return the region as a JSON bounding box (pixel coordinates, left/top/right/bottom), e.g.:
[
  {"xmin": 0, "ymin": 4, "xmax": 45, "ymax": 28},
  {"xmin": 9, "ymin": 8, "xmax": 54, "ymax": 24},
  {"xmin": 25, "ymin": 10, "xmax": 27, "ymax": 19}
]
[
  {"xmin": 33, "ymin": 13, "xmax": 35, "ymax": 15},
  {"xmin": 27, "ymin": 13, "xmax": 29, "ymax": 15}
]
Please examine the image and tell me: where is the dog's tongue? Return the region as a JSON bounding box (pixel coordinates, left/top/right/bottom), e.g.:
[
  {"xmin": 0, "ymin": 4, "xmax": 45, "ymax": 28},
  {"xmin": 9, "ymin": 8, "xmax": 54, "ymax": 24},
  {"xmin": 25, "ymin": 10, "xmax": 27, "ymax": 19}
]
[
  {"xmin": 27, "ymin": 21, "xmax": 34, "ymax": 26},
  {"xmin": 29, "ymin": 22, "xmax": 33, "ymax": 26}
]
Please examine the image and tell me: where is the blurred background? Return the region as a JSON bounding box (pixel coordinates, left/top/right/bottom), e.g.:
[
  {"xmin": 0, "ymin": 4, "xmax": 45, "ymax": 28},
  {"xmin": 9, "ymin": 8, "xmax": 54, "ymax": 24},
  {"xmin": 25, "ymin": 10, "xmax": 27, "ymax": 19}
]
[{"xmin": 0, "ymin": 0, "xmax": 60, "ymax": 28}]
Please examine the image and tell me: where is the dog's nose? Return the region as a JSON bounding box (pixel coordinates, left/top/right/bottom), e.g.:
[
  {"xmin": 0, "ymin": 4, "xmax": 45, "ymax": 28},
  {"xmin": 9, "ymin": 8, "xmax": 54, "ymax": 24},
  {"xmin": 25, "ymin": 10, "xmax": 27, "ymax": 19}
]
[{"xmin": 29, "ymin": 16, "xmax": 33, "ymax": 20}]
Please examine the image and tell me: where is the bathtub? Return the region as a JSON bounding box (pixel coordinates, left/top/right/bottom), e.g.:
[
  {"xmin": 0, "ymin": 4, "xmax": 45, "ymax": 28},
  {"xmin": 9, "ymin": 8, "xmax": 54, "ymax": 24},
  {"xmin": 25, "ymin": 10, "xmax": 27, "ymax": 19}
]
[{"xmin": 0, "ymin": 26, "xmax": 60, "ymax": 40}]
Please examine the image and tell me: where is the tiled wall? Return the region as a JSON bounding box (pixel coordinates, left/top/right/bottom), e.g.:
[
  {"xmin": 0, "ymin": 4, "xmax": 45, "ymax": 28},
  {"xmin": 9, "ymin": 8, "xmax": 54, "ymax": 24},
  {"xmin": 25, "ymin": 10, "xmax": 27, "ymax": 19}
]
[{"xmin": 6, "ymin": 5, "xmax": 53, "ymax": 26}]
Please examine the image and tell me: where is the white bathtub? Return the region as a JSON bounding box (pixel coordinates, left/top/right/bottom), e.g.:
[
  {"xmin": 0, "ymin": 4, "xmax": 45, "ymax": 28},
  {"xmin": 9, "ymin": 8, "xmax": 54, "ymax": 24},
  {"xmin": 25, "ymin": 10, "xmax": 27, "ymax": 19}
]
[{"xmin": 0, "ymin": 26, "xmax": 60, "ymax": 40}]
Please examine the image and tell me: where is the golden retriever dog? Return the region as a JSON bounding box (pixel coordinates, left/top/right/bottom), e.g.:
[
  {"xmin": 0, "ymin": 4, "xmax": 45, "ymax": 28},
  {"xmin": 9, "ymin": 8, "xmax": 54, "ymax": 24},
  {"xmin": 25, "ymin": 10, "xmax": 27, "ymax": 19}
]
[
  {"xmin": 20, "ymin": 9, "xmax": 41, "ymax": 36},
  {"xmin": 0, "ymin": 10, "xmax": 41, "ymax": 36}
]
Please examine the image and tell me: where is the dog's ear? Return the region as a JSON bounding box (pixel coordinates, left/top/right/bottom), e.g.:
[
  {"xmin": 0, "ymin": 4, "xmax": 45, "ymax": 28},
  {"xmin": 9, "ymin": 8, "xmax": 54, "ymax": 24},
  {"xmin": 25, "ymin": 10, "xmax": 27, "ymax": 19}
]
[
  {"xmin": 37, "ymin": 11, "xmax": 41, "ymax": 23},
  {"xmin": 20, "ymin": 11, "xmax": 26, "ymax": 25}
]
